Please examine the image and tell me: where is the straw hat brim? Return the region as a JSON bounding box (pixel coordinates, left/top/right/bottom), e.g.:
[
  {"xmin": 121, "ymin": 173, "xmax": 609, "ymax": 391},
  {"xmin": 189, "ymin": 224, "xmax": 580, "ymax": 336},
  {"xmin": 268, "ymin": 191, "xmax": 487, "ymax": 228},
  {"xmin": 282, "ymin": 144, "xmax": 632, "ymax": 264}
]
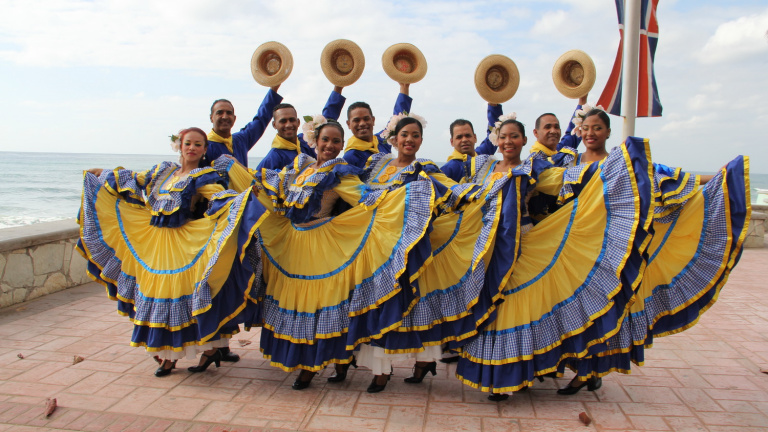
[
  {"xmin": 381, "ymin": 43, "xmax": 427, "ymax": 84},
  {"xmin": 474, "ymin": 55, "xmax": 520, "ymax": 104},
  {"xmin": 552, "ymin": 50, "xmax": 596, "ymax": 99},
  {"xmin": 320, "ymin": 39, "xmax": 365, "ymax": 87},
  {"xmin": 251, "ymin": 41, "xmax": 293, "ymax": 87}
]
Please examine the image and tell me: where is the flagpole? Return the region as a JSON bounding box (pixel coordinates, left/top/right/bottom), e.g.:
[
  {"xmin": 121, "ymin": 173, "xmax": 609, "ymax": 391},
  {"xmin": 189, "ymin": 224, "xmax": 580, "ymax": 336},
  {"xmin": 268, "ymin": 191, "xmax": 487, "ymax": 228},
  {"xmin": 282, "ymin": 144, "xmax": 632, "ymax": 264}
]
[{"xmin": 621, "ymin": 0, "xmax": 642, "ymax": 138}]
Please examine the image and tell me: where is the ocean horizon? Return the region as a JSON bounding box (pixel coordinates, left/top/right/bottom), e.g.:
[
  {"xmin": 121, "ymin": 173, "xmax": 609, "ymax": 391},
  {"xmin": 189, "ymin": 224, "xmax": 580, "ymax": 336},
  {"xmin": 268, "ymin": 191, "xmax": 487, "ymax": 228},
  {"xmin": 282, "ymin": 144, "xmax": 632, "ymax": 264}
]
[{"xmin": 1, "ymin": 151, "xmax": 765, "ymax": 230}]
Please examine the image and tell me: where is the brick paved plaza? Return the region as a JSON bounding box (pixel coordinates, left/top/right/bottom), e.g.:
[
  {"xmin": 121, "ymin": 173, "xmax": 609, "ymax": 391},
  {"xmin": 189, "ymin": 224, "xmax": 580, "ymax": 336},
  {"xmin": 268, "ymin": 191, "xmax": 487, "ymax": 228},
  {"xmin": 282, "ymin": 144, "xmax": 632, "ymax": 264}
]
[{"xmin": 0, "ymin": 248, "xmax": 766, "ymax": 431}]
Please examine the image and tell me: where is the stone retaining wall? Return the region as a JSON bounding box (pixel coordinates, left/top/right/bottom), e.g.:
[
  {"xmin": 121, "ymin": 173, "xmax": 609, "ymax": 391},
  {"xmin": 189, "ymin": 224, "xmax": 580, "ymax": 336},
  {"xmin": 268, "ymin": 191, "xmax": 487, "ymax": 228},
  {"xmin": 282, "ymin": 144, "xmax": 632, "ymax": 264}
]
[
  {"xmin": 0, "ymin": 219, "xmax": 90, "ymax": 308},
  {"xmin": 747, "ymin": 204, "xmax": 768, "ymax": 248}
]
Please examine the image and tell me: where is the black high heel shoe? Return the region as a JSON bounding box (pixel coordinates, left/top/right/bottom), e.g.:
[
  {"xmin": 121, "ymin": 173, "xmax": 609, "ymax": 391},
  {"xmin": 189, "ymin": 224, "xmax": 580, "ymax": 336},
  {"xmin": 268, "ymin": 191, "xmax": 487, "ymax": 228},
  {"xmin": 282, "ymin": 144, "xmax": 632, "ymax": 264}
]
[
  {"xmin": 404, "ymin": 361, "xmax": 437, "ymax": 384},
  {"xmin": 488, "ymin": 393, "xmax": 509, "ymax": 402},
  {"xmin": 292, "ymin": 370, "xmax": 317, "ymax": 390},
  {"xmin": 367, "ymin": 374, "xmax": 391, "ymax": 393},
  {"xmin": 557, "ymin": 376, "xmax": 602, "ymax": 395},
  {"xmin": 187, "ymin": 350, "xmax": 222, "ymax": 373},
  {"xmin": 327, "ymin": 358, "xmax": 357, "ymax": 383},
  {"xmin": 218, "ymin": 347, "xmax": 240, "ymax": 363},
  {"xmin": 154, "ymin": 360, "xmax": 177, "ymax": 377}
]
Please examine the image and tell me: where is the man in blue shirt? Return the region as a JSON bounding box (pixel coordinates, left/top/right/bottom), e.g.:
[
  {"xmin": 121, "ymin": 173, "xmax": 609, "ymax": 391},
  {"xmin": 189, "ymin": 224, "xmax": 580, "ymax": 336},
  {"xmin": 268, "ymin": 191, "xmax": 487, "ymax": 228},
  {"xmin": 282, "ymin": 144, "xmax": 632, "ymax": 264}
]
[
  {"xmin": 206, "ymin": 85, "xmax": 283, "ymax": 167},
  {"xmin": 256, "ymin": 86, "xmax": 346, "ymax": 171},
  {"xmin": 342, "ymin": 83, "xmax": 413, "ymax": 168},
  {"xmin": 441, "ymin": 104, "xmax": 503, "ymax": 182}
]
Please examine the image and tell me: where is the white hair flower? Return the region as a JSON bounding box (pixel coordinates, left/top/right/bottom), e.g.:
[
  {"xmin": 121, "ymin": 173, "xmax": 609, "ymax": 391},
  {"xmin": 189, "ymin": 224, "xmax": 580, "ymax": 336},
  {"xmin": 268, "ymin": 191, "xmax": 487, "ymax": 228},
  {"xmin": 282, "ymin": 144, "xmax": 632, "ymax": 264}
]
[
  {"xmin": 571, "ymin": 104, "xmax": 605, "ymax": 135},
  {"xmin": 488, "ymin": 112, "xmax": 518, "ymax": 145},
  {"xmin": 379, "ymin": 112, "xmax": 428, "ymax": 146},
  {"xmin": 169, "ymin": 131, "xmax": 182, "ymax": 152},
  {"xmin": 301, "ymin": 114, "xmax": 328, "ymax": 148}
]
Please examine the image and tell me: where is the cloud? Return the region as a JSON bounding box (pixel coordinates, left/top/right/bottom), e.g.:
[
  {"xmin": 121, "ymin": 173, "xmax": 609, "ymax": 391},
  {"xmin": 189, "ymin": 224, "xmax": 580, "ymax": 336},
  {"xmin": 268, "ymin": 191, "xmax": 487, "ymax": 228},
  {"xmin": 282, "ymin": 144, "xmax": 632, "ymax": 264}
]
[
  {"xmin": 0, "ymin": 0, "xmax": 767, "ymax": 173},
  {"xmin": 697, "ymin": 9, "xmax": 768, "ymax": 64},
  {"xmin": 531, "ymin": 10, "xmax": 568, "ymax": 36}
]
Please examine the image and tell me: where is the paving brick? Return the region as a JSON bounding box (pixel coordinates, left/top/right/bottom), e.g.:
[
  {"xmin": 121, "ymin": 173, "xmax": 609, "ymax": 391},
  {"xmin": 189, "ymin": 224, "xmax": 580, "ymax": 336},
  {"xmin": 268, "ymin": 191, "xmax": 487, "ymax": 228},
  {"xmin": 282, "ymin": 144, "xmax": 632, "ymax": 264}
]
[
  {"xmin": 423, "ymin": 413, "xmax": 482, "ymax": 432},
  {"xmin": 384, "ymin": 406, "xmax": 426, "ymax": 432},
  {"xmin": 628, "ymin": 415, "xmax": 672, "ymax": 430},
  {"xmin": 193, "ymin": 400, "xmax": 245, "ymax": 424},
  {"xmin": 0, "ymin": 403, "xmax": 33, "ymax": 423},
  {"xmin": 316, "ymin": 390, "xmax": 359, "ymax": 416},
  {"xmin": 481, "ymin": 417, "xmax": 521, "ymax": 431},
  {"xmin": 353, "ymin": 403, "xmax": 389, "ymax": 419},
  {"xmin": 584, "ymin": 401, "xmax": 633, "ymax": 429},
  {"xmin": 307, "ymin": 414, "xmax": 386, "ymax": 431},
  {"xmin": 696, "ymin": 412, "xmax": 768, "ymax": 428}
]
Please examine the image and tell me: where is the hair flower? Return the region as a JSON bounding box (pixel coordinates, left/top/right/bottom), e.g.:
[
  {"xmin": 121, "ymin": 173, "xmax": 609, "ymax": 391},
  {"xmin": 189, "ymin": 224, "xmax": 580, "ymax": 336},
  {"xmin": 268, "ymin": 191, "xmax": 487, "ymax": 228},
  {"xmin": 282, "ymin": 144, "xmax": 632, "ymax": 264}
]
[
  {"xmin": 488, "ymin": 112, "xmax": 518, "ymax": 145},
  {"xmin": 379, "ymin": 112, "xmax": 428, "ymax": 145},
  {"xmin": 571, "ymin": 103, "xmax": 605, "ymax": 135},
  {"xmin": 169, "ymin": 131, "xmax": 182, "ymax": 152},
  {"xmin": 301, "ymin": 114, "xmax": 328, "ymax": 148}
]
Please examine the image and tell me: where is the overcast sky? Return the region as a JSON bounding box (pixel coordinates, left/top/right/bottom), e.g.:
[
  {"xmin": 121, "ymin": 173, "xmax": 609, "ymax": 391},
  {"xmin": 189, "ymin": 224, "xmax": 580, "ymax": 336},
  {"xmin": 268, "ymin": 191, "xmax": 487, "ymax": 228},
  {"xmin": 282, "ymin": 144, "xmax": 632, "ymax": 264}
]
[{"xmin": 0, "ymin": 0, "xmax": 766, "ymax": 172}]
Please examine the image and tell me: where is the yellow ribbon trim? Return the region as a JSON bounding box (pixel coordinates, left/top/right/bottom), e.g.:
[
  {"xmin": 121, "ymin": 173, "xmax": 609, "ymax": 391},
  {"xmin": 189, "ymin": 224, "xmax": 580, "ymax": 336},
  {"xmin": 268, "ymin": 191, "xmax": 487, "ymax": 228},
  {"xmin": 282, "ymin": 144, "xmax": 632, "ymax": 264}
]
[
  {"xmin": 207, "ymin": 130, "xmax": 234, "ymax": 154},
  {"xmin": 344, "ymin": 136, "xmax": 379, "ymax": 154}
]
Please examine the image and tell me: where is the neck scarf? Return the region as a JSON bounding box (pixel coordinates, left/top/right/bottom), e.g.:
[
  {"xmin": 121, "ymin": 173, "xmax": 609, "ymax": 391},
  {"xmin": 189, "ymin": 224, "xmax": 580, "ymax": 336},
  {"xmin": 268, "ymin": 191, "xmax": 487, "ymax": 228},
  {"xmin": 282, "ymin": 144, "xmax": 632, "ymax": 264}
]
[
  {"xmin": 271, "ymin": 135, "xmax": 300, "ymax": 154},
  {"xmin": 530, "ymin": 141, "xmax": 557, "ymax": 157},
  {"xmin": 207, "ymin": 130, "xmax": 233, "ymax": 154},
  {"xmin": 446, "ymin": 149, "xmax": 468, "ymax": 162},
  {"xmin": 344, "ymin": 136, "xmax": 379, "ymax": 154}
]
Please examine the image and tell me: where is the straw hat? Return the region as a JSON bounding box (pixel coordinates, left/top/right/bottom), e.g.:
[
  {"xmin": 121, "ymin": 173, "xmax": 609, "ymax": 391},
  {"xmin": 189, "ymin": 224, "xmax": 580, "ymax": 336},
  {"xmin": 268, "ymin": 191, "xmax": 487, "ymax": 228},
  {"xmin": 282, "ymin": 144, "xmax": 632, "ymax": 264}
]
[
  {"xmin": 250, "ymin": 41, "xmax": 293, "ymax": 87},
  {"xmin": 381, "ymin": 43, "xmax": 427, "ymax": 84},
  {"xmin": 474, "ymin": 55, "xmax": 520, "ymax": 104},
  {"xmin": 552, "ymin": 50, "xmax": 596, "ymax": 99},
  {"xmin": 320, "ymin": 39, "xmax": 365, "ymax": 87}
]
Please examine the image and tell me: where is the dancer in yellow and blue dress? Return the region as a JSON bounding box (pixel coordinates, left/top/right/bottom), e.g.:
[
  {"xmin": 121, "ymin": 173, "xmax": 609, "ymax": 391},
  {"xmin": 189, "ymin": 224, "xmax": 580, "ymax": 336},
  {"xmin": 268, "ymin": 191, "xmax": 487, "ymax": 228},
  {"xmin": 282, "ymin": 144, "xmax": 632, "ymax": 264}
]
[
  {"xmin": 453, "ymin": 115, "xmax": 654, "ymax": 401},
  {"xmin": 216, "ymin": 117, "xmax": 437, "ymax": 390},
  {"xmin": 351, "ymin": 114, "xmax": 525, "ymax": 393},
  {"xmin": 76, "ymin": 127, "xmax": 269, "ymax": 377},
  {"xmin": 553, "ymin": 109, "xmax": 751, "ymax": 394}
]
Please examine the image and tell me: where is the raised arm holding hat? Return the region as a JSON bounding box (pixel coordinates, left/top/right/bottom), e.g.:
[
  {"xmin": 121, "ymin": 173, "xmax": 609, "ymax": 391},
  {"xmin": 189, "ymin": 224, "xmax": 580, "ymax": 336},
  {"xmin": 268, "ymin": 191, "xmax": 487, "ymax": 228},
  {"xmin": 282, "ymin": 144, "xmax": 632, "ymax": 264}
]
[
  {"xmin": 528, "ymin": 49, "xmax": 598, "ymax": 159},
  {"xmin": 342, "ymin": 82, "xmax": 413, "ymax": 168},
  {"xmin": 206, "ymin": 85, "xmax": 283, "ymax": 168}
]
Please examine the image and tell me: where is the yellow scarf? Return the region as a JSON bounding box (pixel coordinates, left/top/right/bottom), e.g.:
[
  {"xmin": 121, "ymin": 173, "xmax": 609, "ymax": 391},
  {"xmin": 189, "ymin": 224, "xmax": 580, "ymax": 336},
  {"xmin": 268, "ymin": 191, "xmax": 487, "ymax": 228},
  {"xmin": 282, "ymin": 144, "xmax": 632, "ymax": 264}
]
[
  {"xmin": 271, "ymin": 135, "xmax": 300, "ymax": 154},
  {"xmin": 207, "ymin": 130, "xmax": 234, "ymax": 154},
  {"xmin": 344, "ymin": 136, "xmax": 379, "ymax": 154},
  {"xmin": 530, "ymin": 141, "xmax": 557, "ymax": 157},
  {"xmin": 446, "ymin": 149, "xmax": 468, "ymax": 162}
]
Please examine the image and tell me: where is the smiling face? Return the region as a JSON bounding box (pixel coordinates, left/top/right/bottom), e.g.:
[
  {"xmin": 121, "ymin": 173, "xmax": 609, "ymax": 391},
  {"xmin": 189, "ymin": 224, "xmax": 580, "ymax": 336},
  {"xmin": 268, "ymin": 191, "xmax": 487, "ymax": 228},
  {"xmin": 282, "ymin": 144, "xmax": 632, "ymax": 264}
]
[
  {"xmin": 497, "ymin": 122, "xmax": 527, "ymax": 162},
  {"xmin": 580, "ymin": 114, "xmax": 610, "ymax": 152},
  {"xmin": 181, "ymin": 130, "xmax": 207, "ymax": 164},
  {"xmin": 450, "ymin": 124, "xmax": 477, "ymax": 155},
  {"xmin": 273, "ymin": 107, "xmax": 300, "ymax": 142},
  {"xmin": 533, "ymin": 114, "xmax": 561, "ymax": 150},
  {"xmin": 210, "ymin": 101, "xmax": 236, "ymax": 137},
  {"xmin": 394, "ymin": 123, "xmax": 423, "ymax": 157},
  {"xmin": 315, "ymin": 124, "xmax": 344, "ymax": 164},
  {"xmin": 346, "ymin": 107, "xmax": 375, "ymax": 142}
]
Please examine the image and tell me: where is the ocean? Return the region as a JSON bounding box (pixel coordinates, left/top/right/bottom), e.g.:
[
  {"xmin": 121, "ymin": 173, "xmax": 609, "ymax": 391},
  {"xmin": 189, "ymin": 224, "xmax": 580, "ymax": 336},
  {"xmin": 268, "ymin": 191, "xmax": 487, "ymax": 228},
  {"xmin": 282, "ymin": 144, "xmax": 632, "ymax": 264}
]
[
  {"xmin": 0, "ymin": 152, "xmax": 265, "ymax": 229},
  {"xmin": 1, "ymin": 151, "xmax": 765, "ymax": 229}
]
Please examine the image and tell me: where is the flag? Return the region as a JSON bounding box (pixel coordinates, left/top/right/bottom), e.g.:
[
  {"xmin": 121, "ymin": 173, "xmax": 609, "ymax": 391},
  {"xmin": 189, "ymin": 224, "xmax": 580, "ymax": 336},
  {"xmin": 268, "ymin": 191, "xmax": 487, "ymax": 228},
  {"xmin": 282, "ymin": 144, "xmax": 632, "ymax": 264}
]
[{"xmin": 597, "ymin": 0, "xmax": 663, "ymax": 117}]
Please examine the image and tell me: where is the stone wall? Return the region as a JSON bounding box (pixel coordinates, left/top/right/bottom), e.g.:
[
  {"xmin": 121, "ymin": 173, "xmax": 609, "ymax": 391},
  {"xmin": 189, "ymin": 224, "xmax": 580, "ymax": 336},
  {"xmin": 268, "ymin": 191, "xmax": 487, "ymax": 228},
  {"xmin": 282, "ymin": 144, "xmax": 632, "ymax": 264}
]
[
  {"xmin": 747, "ymin": 204, "xmax": 768, "ymax": 248},
  {"xmin": 0, "ymin": 219, "xmax": 90, "ymax": 308}
]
